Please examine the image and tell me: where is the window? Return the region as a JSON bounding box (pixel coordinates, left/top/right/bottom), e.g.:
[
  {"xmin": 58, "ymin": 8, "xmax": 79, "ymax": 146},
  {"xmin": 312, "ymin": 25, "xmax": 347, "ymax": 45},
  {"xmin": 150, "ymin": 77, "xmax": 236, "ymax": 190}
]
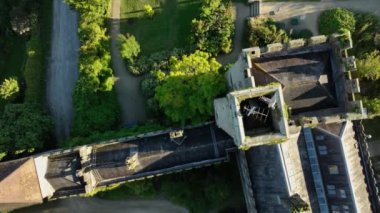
[
  {"xmin": 327, "ymin": 185, "xmax": 336, "ymax": 196},
  {"xmin": 331, "ymin": 205, "xmax": 340, "ymax": 213},
  {"xmin": 316, "ymin": 135, "xmax": 325, "ymax": 141},
  {"xmin": 340, "ymin": 189, "xmax": 347, "ymax": 198},
  {"xmin": 342, "ymin": 205, "xmax": 350, "ymax": 213},
  {"xmin": 318, "ymin": 145, "xmax": 328, "ymax": 155},
  {"xmin": 329, "ymin": 165, "xmax": 339, "ymax": 175}
]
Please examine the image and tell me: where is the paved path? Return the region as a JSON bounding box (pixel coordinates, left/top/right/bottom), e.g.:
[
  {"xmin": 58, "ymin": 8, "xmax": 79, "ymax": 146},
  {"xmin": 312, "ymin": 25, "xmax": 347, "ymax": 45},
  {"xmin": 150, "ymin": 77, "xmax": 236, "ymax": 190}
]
[
  {"xmin": 16, "ymin": 197, "xmax": 188, "ymax": 213},
  {"xmin": 110, "ymin": 0, "xmax": 146, "ymax": 126},
  {"xmin": 218, "ymin": 3, "xmax": 250, "ymax": 65},
  {"xmin": 46, "ymin": 0, "xmax": 80, "ymax": 141},
  {"xmin": 261, "ymin": 0, "xmax": 380, "ymax": 34}
]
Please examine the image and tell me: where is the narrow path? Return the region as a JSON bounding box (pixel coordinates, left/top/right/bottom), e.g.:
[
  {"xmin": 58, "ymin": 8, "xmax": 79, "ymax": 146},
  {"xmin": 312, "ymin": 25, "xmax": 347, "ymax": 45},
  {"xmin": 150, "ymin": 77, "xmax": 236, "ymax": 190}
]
[
  {"xmin": 110, "ymin": 0, "xmax": 147, "ymax": 126},
  {"xmin": 46, "ymin": 0, "xmax": 79, "ymax": 141},
  {"xmin": 218, "ymin": 3, "xmax": 250, "ymax": 65}
]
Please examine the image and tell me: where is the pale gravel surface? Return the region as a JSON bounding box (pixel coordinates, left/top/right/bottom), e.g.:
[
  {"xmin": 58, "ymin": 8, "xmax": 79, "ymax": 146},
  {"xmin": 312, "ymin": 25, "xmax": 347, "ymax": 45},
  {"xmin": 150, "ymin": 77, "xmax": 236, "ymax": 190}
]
[
  {"xmin": 15, "ymin": 197, "xmax": 188, "ymax": 213},
  {"xmin": 46, "ymin": 0, "xmax": 79, "ymax": 141},
  {"xmin": 110, "ymin": 0, "xmax": 147, "ymax": 126},
  {"xmin": 261, "ymin": 0, "xmax": 380, "ymax": 34}
]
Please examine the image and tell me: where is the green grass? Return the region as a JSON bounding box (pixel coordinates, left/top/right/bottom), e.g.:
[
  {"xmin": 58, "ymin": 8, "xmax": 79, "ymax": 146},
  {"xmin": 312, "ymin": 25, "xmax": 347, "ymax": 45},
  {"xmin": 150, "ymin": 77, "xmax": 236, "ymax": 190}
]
[
  {"xmin": 23, "ymin": 0, "xmax": 53, "ymax": 104},
  {"xmin": 0, "ymin": 36, "xmax": 27, "ymax": 80},
  {"xmin": 120, "ymin": 0, "xmax": 202, "ymax": 55}
]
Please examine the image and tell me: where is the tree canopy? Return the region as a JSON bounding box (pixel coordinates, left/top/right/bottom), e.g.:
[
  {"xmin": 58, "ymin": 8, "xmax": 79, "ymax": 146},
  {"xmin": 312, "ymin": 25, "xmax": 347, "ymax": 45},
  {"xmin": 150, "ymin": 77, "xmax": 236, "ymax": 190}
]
[
  {"xmin": 357, "ymin": 50, "xmax": 380, "ymax": 80},
  {"xmin": 191, "ymin": 0, "xmax": 234, "ymax": 55},
  {"xmin": 248, "ymin": 18, "xmax": 288, "ymax": 47},
  {"xmin": 155, "ymin": 51, "xmax": 227, "ymax": 124},
  {"xmin": 318, "ymin": 8, "xmax": 356, "ymax": 35},
  {"xmin": 0, "ymin": 78, "xmax": 19, "ymax": 100},
  {"xmin": 118, "ymin": 34, "xmax": 140, "ymax": 63},
  {"xmin": 0, "ymin": 103, "xmax": 52, "ymax": 154}
]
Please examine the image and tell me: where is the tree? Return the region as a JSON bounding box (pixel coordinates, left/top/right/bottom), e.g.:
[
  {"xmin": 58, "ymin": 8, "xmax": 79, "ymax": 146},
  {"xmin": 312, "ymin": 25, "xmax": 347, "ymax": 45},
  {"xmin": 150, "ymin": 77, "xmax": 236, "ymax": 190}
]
[
  {"xmin": 144, "ymin": 4, "xmax": 154, "ymax": 18},
  {"xmin": 155, "ymin": 51, "xmax": 227, "ymax": 124},
  {"xmin": 352, "ymin": 12, "xmax": 380, "ymax": 56},
  {"xmin": 191, "ymin": 0, "xmax": 234, "ymax": 55},
  {"xmin": 0, "ymin": 77, "xmax": 19, "ymax": 100},
  {"xmin": 357, "ymin": 50, "xmax": 380, "ymax": 80},
  {"xmin": 319, "ymin": 8, "xmax": 355, "ymax": 35},
  {"xmin": 363, "ymin": 98, "xmax": 380, "ymax": 116},
  {"xmin": 0, "ymin": 103, "xmax": 52, "ymax": 154},
  {"xmin": 248, "ymin": 18, "xmax": 288, "ymax": 47},
  {"xmin": 118, "ymin": 34, "xmax": 140, "ymax": 63}
]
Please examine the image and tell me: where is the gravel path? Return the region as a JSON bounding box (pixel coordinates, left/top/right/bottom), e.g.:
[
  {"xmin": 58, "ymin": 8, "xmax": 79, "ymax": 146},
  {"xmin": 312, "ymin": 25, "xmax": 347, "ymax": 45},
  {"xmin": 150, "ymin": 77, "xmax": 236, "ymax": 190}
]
[
  {"xmin": 110, "ymin": 0, "xmax": 147, "ymax": 126},
  {"xmin": 217, "ymin": 3, "xmax": 250, "ymax": 65},
  {"xmin": 261, "ymin": 0, "xmax": 380, "ymax": 34},
  {"xmin": 16, "ymin": 197, "xmax": 188, "ymax": 213},
  {"xmin": 46, "ymin": 0, "xmax": 79, "ymax": 141}
]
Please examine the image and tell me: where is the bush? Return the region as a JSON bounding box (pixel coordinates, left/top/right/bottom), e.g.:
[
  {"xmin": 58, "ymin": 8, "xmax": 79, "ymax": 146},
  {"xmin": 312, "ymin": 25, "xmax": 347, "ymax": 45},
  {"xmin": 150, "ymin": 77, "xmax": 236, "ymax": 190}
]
[
  {"xmin": 0, "ymin": 78, "xmax": 19, "ymax": 100},
  {"xmin": 248, "ymin": 18, "xmax": 288, "ymax": 47},
  {"xmin": 144, "ymin": 4, "xmax": 154, "ymax": 18},
  {"xmin": 192, "ymin": 0, "xmax": 234, "ymax": 55},
  {"xmin": 0, "ymin": 103, "xmax": 52, "ymax": 154},
  {"xmin": 118, "ymin": 34, "xmax": 140, "ymax": 63},
  {"xmin": 318, "ymin": 8, "xmax": 355, "ymax": 35},
  {"xmin": 364, "ymin": 98, "xmax": 380, "ymax": 116},
  {"xmin": 291, "ymin": 29, "xmax": 313, "ymax": 39},
  {"xmin": 141, "ymin": 77, "xmax": 158, "ymax": 98},
  {"xmin": 66, "ymin": 0, "xmax": 119, "ymax": 137},
  {"xmin": 357, "ymin": 50, "xmax": 380, "ymax": 80},
  {"xmin": 352, "ymin": 12, "xmax": 380, "ymax": 56}
]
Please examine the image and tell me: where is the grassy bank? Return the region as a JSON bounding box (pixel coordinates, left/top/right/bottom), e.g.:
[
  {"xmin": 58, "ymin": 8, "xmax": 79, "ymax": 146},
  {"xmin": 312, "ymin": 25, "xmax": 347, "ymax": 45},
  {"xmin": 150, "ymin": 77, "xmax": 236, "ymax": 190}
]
[{"xmin": 120, "ymin": 0, "xmax": 202, "ymax": 55}]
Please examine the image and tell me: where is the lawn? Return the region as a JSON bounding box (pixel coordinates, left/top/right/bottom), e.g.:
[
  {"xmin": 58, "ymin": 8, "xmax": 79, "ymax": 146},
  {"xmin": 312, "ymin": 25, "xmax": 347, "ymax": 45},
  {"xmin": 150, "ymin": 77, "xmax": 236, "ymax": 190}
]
[
  {"xmin": 120, "ymin": 0, "xmax": 202, "ymax": 55},
  {"xmin": 0, "ymin": 36, "xmax": 27, "ymax": 81}
]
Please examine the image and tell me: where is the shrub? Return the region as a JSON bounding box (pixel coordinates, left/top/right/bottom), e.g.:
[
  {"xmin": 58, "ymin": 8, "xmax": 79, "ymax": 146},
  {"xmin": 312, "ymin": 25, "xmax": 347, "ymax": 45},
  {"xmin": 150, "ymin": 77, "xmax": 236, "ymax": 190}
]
[
  {"xmin": 118, "ymin": 34, "xmax": 140, "ymax": 63},
  {"xmin": 144, "ymin": 4, "xmax": 154, "ymax": 18},
  {"xmin": 191, "ymin": 0, "xmax": 234, "ymax": 55},
  {"xmin": 141, "ymin": 77, "xmax": 158, "ymax": 98},
  {"xmin": 364, "ymin": 97, "xmax": 380, "ymax": 116},
  {"xmin": 0, "ymin": 103, "xmax": 52, "ymax": 154},
  {"xmin": 0, "ymin": 78, "xmax": 19, "ymax": 100},
  {"xmin": 357, "ymin": 50, "xmax": 380, "ymax": 80},
  {"xmin": 291, "ymin": 29, "xmax": 313, "ymax": 39},
  {"xmin": 318, "ymin": 8, "xmax": 355, "ymax": 35},
  {"xmin": 248, "ymin": 18, "xmax": 288, "ymax": 47}
]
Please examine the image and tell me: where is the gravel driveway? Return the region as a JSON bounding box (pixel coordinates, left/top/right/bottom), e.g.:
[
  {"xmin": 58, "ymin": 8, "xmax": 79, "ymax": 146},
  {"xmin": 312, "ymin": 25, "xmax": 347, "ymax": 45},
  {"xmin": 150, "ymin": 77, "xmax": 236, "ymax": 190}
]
[
  {"xmin": 46, "ymin": 0, "xmax": 79, "ymax": 141},
  {"xmin": 261, "ymin": 0, "xmax": 380, "ymax": 34}
]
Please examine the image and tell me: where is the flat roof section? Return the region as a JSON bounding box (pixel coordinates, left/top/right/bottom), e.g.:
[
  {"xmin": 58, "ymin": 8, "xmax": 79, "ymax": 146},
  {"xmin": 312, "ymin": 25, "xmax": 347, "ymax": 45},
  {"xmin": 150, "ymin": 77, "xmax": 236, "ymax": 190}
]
[
  {"xmin": 0, "ymin": 158, "xmax": 43, "ymax": 211},
  {"xmin": 86, "ymin": 124, "xmax": 236, "ymax": 187}
]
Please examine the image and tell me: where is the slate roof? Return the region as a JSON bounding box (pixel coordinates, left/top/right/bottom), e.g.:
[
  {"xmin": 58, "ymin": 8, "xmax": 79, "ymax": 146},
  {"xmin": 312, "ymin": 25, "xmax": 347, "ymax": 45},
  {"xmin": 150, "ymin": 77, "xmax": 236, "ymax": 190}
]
[
  {"xmin": 250, "ymin": 45, "xmax": 340, "ymax": 115},
  {"xmin": 0, "ymin": 158, "xmax": 42, "ymax": 211}
]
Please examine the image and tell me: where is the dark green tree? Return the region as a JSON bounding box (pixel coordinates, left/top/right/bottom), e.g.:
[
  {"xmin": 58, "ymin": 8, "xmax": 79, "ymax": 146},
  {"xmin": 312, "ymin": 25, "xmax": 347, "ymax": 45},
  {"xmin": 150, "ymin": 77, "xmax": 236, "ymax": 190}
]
[
  {"xmin": 248, "ymin": 18, "xmax": 288, "ymax": 47},
  {"xmin": 0, "ymin": 103, "xmax": 52, "ymax": 154},
  {"xmin": 357, "ymin": 50, "xmax": 380, "ymax": 80},
  {"xmin": 191, "ymin": 0, "xmax": 234, "ymax": 55},
  {"xmin": 319, "ymin": 8, "xmax": 356, "ymax": 35}
]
